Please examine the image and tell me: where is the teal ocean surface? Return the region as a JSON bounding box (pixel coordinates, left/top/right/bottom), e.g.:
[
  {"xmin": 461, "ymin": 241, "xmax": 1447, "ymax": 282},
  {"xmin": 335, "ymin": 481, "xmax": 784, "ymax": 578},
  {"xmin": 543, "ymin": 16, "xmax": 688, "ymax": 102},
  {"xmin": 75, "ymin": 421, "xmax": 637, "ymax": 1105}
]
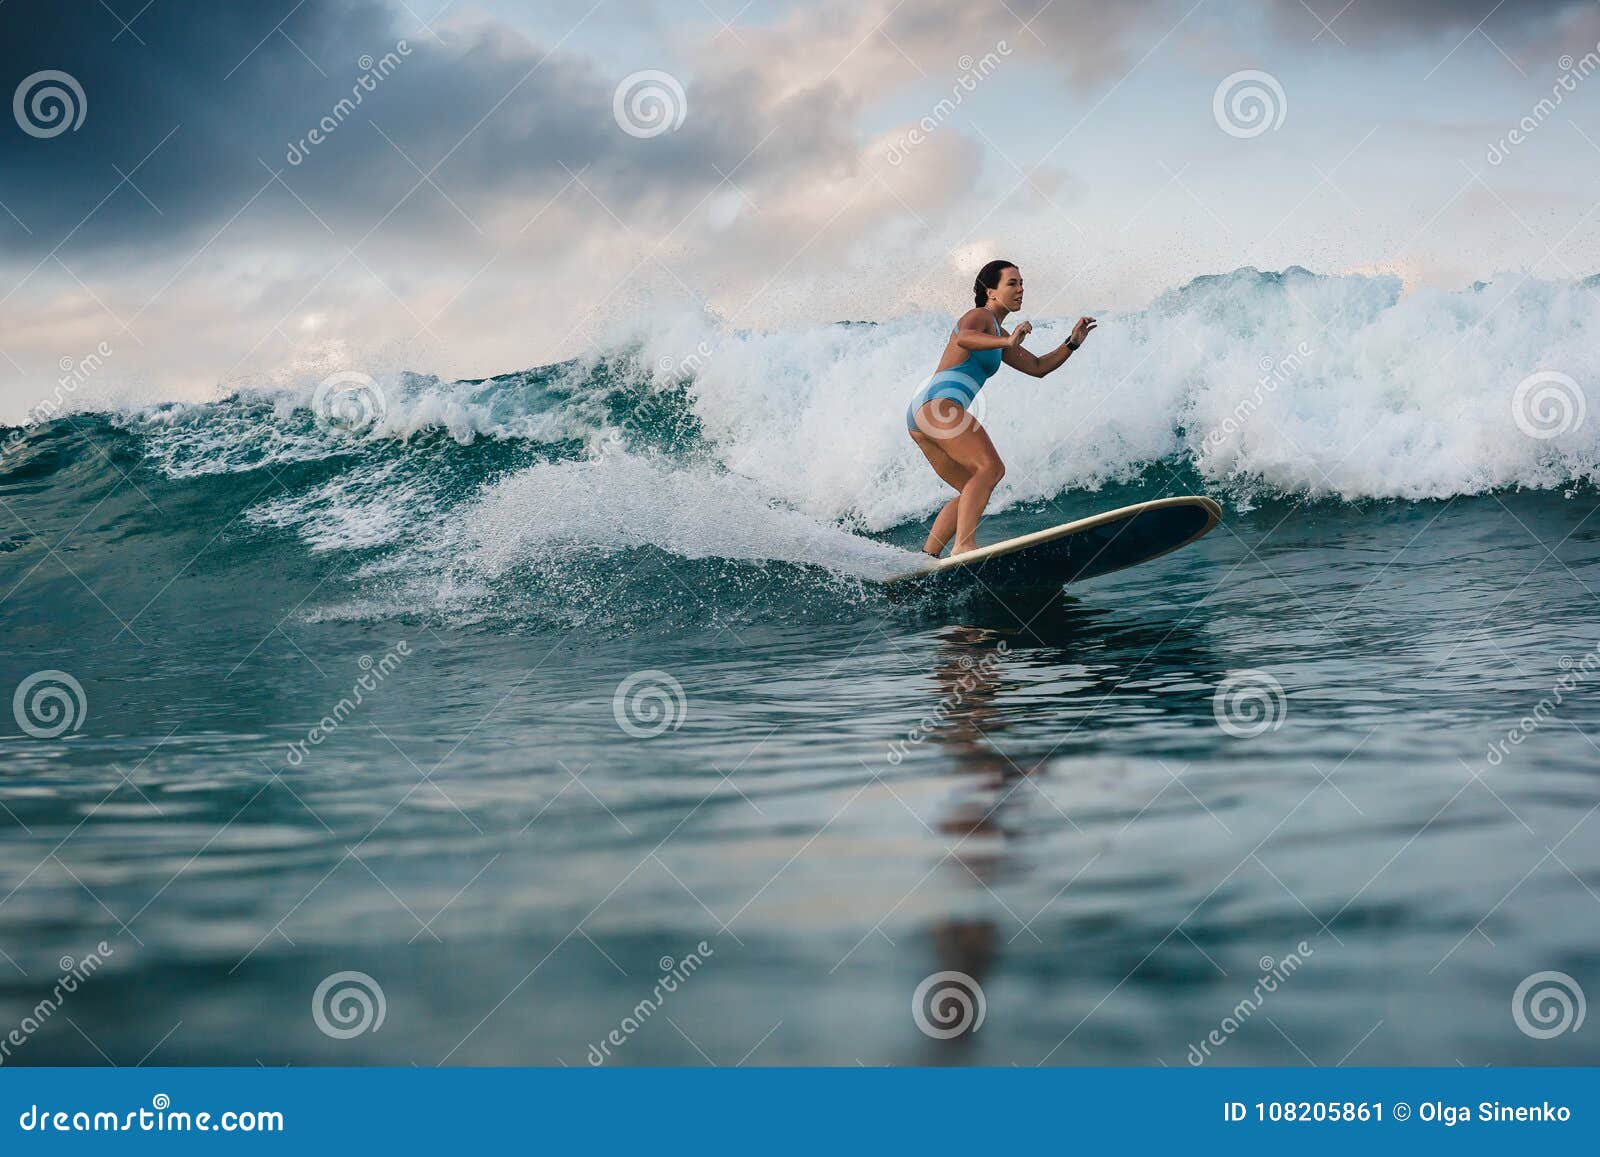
[{"xmin": 2, "ymin": 268, "xmax": 1598, "ymax": 1065}]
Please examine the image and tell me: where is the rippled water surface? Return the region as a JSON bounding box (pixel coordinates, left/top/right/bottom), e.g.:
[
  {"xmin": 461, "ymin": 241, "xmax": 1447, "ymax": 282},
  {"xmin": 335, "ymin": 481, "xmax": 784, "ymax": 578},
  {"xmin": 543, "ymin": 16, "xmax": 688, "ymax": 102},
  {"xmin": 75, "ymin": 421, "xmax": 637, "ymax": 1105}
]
[{"xmin": 3, "ymin": 412, "xmax": 1597, "ymax": 1065}]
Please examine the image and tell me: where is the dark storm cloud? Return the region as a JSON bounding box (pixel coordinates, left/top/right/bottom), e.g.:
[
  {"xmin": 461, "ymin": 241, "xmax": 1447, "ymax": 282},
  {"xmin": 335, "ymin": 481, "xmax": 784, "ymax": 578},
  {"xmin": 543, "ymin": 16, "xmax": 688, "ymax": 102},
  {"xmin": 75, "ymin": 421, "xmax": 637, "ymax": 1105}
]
[
  {"xmin": 1265, "ymin": 0, "xmax": 1589, "ymax": 46},
  {"xmin": 0, "ymin": 0, "xmax": 829, "ymax": 262},
  {"xmin": 3, "ymin": 0, "xmax": 1587, "ymax": 276},
  {"xmin": 1, "ymin": 0, "xmax": 393, "ymax": 252}
]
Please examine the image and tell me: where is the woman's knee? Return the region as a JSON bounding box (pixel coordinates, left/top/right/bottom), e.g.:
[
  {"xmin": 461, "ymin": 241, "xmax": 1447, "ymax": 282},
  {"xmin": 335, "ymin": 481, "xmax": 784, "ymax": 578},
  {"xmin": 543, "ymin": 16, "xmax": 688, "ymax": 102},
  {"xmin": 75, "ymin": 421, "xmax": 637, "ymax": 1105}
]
[{"xmin": 974, "ymin": 458, "xmax": 1004, "ymax": 486}]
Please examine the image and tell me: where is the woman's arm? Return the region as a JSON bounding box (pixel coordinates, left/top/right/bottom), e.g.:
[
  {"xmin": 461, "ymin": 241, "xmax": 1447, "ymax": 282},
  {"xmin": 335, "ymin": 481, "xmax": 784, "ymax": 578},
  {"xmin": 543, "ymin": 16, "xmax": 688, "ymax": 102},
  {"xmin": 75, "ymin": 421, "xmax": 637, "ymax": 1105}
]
[
  {"xmin": 1002, "ymin": 315, "xmax": 1097, "ymax": 378},
  {"xmin": 951, "ymin": 310, "xmax": 1017, "ymax": 351}
]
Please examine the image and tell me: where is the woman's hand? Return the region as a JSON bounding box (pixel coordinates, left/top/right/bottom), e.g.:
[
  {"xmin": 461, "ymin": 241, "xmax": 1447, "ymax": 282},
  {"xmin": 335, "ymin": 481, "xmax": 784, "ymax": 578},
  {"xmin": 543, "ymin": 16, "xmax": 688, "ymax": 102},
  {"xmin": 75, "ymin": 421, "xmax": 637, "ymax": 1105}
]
[
  {"xmin": 1069, "ymin": 316, "xmax": 1097, "ymax": 347},
  {"xmin": 1008, "ymin": 321, "xmax": 1033, "ymax": 348}
]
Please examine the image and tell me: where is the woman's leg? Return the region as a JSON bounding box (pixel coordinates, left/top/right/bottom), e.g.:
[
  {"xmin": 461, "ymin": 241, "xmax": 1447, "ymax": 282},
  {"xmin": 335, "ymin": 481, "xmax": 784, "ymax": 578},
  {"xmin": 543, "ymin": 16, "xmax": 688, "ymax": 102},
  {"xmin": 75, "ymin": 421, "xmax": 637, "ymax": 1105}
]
[
  {"xmin": 926, "ymin": 497, "xmax": 961, "ymax": 555},
  {"xmin": 909, "ymin": 429, "xmax": 972, "ymax": 556},
  {"xmin": 913, "ymin": 406, "xmax": 1004, "ymax": 555}
]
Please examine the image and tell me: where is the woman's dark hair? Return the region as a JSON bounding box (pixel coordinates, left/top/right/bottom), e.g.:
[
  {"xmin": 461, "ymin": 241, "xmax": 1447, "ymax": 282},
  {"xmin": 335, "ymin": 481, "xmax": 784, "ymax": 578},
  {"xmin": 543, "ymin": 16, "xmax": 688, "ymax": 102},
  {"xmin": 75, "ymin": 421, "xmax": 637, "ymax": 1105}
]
[{"xmin": 973, "ymin": 259, "xmax": 1017, "ymax": 307}]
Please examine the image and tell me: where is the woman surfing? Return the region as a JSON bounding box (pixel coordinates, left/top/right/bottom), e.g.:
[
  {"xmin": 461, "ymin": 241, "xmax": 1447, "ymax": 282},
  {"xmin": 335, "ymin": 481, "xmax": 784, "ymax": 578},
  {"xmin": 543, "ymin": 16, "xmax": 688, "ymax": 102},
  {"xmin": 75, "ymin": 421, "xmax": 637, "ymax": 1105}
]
[{"xmin": 907, "ymin": 260, "xmax": 1096, "ymax": 558}]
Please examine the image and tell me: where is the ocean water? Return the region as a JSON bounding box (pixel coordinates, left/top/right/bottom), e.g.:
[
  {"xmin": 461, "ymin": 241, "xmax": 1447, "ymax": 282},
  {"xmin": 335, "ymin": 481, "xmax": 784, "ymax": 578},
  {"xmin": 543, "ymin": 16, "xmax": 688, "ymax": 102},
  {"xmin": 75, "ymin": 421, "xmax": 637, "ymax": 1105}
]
[{"xmin": 2, "ymin": 266, "xmax": 1598, "ymax": 1066}]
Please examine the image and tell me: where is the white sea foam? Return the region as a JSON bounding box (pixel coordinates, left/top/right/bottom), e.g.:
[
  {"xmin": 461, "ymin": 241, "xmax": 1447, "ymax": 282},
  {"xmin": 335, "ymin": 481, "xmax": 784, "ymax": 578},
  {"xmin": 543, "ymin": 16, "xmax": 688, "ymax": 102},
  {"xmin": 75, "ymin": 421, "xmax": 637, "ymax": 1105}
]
[
  {"xmin": 634, "ymin": 268, "xmax": 1600, "ymax": 524},
  {"xmin": 103, "ymin": 267, "xmax": 1600, "ymax": 583},
  {"xmin": 456, "ymin": 451, "xmax": 910, "ymax": 579}
]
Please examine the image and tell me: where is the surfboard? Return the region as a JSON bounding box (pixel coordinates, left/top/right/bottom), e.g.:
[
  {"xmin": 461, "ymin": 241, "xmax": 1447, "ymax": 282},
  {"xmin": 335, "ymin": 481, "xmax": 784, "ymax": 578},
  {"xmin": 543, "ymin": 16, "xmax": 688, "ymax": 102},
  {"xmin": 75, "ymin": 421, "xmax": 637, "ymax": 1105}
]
[{"xmin": 885, "ymin": 495, "xmax": 1221, "ymax": 590}]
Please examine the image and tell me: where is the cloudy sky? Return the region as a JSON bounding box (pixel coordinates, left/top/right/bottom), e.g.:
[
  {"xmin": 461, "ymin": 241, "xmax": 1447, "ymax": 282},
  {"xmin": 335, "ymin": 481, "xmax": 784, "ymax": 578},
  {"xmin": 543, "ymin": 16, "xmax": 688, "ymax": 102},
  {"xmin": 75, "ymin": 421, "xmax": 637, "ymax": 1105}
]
[{"xmin": 1, "ymin": 0, "xmax": 1598, "ymax": 416}]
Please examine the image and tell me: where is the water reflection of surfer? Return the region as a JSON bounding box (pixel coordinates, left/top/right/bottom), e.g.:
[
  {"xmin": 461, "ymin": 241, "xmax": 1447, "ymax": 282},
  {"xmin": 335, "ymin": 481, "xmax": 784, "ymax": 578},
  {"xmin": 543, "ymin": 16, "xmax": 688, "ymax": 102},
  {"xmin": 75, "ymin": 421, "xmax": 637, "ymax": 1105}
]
[
  {"xmin": 908, "ymin": 603, "xmax": 1226, "ymax": 1062},
  {"xmin": 913, "ymin": 626, "xmax": 1021, "ymax": 1063}
]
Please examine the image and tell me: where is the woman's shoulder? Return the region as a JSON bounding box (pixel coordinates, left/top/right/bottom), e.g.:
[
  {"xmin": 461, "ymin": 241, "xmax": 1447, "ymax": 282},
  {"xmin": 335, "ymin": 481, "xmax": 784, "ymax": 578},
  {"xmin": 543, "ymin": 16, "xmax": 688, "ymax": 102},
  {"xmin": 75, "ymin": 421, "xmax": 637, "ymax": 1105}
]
[{"xmin": 955, "ymin": 307, "xmax": 999, "ymax": 332}]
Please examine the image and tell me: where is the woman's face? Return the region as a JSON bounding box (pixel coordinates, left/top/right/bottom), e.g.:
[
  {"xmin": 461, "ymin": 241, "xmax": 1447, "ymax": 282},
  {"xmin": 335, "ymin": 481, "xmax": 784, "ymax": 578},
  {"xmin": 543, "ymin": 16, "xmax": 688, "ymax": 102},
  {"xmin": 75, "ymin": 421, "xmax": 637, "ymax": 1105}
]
[{"xmin": 992, "ymin": 267, "xmax": 1023, "ymax": 310}]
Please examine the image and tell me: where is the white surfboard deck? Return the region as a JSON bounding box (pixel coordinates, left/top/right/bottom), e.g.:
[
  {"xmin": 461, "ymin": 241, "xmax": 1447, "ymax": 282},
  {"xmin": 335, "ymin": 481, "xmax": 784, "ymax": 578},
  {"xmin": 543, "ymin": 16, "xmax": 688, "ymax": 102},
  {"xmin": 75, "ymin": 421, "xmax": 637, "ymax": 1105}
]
[{"xmin": 885, "ymin": 495, "xmax": 1222, "ymax": 588}]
